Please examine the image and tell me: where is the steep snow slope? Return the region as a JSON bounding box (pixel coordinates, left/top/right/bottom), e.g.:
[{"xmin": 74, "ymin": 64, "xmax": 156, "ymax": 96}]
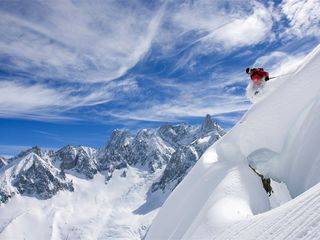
[
  {"xmin": 146, "ymin": 44, "xmax": 320, "ymax": 240},
  {"xmin": 210, "ymin": 183, "xmax": 320, "ymax": 240}
]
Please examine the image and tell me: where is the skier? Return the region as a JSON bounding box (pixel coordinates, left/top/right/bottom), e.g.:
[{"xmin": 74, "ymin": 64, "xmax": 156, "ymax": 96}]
[
  {"xmin": 246, "ymin": 68, "xmax": 270, "ymax": 96},
  {"xmin": 246, "ymin": 68, "xmax": 270, "ymax": 84}
]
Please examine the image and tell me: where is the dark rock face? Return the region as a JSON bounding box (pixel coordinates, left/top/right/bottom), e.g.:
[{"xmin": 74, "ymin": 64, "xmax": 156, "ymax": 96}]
[
  {"xmin": 130, "ymin": 129, "xmax": 173, "ymax": 171},
  {"xmin": 152, "ymin": 115, "xmax": 225, "ymax": 192},
  {"xmin": 12, "ymin": 153, "xmax": 74, "ymax": 199},
  {"xmin": 158, "ymin": 124, "xmax": 192, "ymax": 147},
  {"xmin": 54, "ymin": 145, "xmax": 98, "ymax": 179},
  {"xmin": 0, "ymin": 152, "xmax": 74, "ymax": 204},
  {"xmin": 74, "ymin": 147, "xmax": 98, "ymax": 179},
  {"xmin": 152, "ymin": 146, "xmax": 198, "ymax": 192},
  {"xmin": 98, "ymin": 129, "xmax": 132, "ymax": 176},
  {"xmin": 56, "ymin": 145, "xmax": 78, "ymax": 170},
  {"xmin": 0, "ymin": 191, "xmax": 12, "ymax": 204}
]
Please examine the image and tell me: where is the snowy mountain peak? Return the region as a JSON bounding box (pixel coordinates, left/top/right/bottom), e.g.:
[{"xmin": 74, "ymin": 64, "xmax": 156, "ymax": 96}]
[
  {"xmin": 56, "ymin": 144, "xmax": 78, "ymax": 170},
  {"xmin": 0, "ymin": 151, "xmax": 73, "ymax": 204},
  {"xmin": 15, "ymin": 146, "xmax": 43, "ymax": 159},
  {"xmin": 13, "ymin": 152, "xmax": 46, "ymax": 175},
  {"xmin": 108, "ymin": 129, "xmax": 132, "ymax": 147},
  {"xmin": 158, "ymin": 123, "xmax": 192, "ymax": 146},
  {"xmin": 200, "ymin": 114, "xmax": 225, "ymax": 136}
]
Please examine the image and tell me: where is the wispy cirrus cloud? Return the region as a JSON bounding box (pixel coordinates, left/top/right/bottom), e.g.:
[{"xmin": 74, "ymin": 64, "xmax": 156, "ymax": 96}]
[
  {"xmin": 0, "ymin": 0, "xmax": 165, "ymax": 120},
  {"xmin": 98, "ymin": 74, "xmax": 250, "ymax": 124},
  {"xmin": 0, "ymin": 0, "xmax": 165, "ymax": 83},
  {"xmin": 156, "ymin": 1, "xmax": 274, "ymax": 57},
  {"xmin": 0, "ymin": 78, "xmax": 138, "ymax": 120},
  {"xmin": 280, "ymin": 0, "xmax": 320, "ymax": 38},
  {"xmin": 0, "ymin": 0, "xmax": 318, "ymax": 127}
]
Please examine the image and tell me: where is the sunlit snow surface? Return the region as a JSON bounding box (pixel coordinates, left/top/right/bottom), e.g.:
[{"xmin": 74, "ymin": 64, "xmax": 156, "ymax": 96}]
[
  {"xmin": 146, "ymin": 44, "xmax": 320, "ymax": 240},
  {"xmin": 0, "ymin": 168, "xmax": 165, "ymax": 240}
]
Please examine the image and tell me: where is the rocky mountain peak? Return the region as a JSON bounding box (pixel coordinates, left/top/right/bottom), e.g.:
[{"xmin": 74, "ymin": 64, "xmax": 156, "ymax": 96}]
[
  {"xmin": 0, "ymin": 152, "xmax": 73, "ymax": 204},
  {"xmin": 75, "ymin": 146, "xmax": 98, "ymax": 179},
  {"xmin": 200, "ymin": 114, "xmax": 225, "ymax": 138},
  {"xmin": 56, "ymin": 144, "xmax": 78, "ymax": 170},
  {"xmin": 16, "ymin": 146, "xmax": 43, "ymax": 159},
  {"xmin": 108, "ymin": 129, "xmax": 132, "ymax": 147},
  {"xmin": 201, "ymin": 114, "xmax": 216, "ymax": 132},
  {"xmin": 158, "ymin": 124, "xmax": 191, "ymax": 146}
]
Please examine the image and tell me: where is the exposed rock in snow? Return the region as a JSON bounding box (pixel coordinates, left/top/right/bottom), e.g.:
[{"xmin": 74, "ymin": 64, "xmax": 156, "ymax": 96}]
[
  {"xmin": 12, "ymin": 153, "xmax": 74, "ymax": 199},
  {"xmin": 14, "ymin": 146, "xmax": 43, "ymax": 159},
  {"xmin": 153, "ymin": 146, "xmax": 198, "ymax": 192},
  {"xmin": 98, "ymin": 115, "xmax": 224, "ymax": 185},
  {"xmin": 200, "ymin": 114, "xmax": 225, "ymax": 137},
  {"xmin": 56, "ymin": 144, "xmax": 78, "ymax": 170},
  {"xmin": 98, "ymin": 129, "xmax": 132, "ymax": 174},
  {"xmin": 0, "ymin": 152, "xmax": 73, "ymax": 204},
  {"xmin": 153, "ymin": 115, "xmax": 225, "ymax": 192},
  {"xmin": 74, "ymin": 146, "xmax": 98, "ymax": 179},
  {"xmin": 54, "ymin": 145, "xmax": 98, "ymax": 179}
]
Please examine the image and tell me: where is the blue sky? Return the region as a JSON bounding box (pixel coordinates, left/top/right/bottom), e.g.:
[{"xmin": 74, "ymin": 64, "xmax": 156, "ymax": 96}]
[{"xmin": 0, "ymin": 0, "xmax": 319, "ymax": 156}]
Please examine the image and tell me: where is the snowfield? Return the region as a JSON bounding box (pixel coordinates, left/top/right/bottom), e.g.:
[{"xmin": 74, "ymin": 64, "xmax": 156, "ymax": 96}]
[
  {"xmin": 0, "ymin": 169, "xmax": 162, "ymax": 240},
  {"xmin": 146, "ymin": 44, "xmax": 320, "ymax": 240}
]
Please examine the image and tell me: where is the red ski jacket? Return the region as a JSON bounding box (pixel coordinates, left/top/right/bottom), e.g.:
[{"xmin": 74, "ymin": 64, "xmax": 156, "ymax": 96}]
[{"xmin": 250, "ymin": 68, "xmax": 269, "ymax": 83}]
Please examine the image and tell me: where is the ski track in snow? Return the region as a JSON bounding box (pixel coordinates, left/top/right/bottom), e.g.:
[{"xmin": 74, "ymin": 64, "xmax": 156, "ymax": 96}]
[
  {"xmin": 217, "ymin": 183, "xmax": 320, "ymax": 240},
  {"xmin": 146, "ymin": 44, "xmax": 320, "ymax": 240}
]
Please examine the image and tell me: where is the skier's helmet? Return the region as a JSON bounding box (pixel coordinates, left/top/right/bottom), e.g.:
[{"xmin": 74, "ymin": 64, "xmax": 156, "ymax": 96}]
[{"xmin": 246, "ymin": 68, "xmax": 251, "ymax": 74}]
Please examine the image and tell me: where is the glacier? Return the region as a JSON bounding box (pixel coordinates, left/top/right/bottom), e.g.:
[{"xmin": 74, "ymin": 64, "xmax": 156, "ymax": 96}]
[{"xmin": 146, "ymin": 44, "xmax": 320, "ymax": 240}]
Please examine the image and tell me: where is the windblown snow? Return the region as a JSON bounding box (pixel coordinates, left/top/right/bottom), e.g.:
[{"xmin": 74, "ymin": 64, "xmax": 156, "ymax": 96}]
[{"xmin": 146, "ymin": 44, "xmax": 320, "ymax": 240}]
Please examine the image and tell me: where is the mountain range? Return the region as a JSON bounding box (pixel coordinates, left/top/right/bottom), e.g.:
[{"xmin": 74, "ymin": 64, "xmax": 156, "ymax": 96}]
[{"xmin": 0, "ymin": 114, "xmax": 224, "ymax": 239}]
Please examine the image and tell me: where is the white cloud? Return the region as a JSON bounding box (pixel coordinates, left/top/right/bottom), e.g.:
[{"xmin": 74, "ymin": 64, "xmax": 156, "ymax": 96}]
[
  {"xmin": 108, "ymin": 101, "xmax": 249, "ymax": 123},
  {"xmin": 102, "ymin": 77, "xmax": 250, "ymax": 123},
  {"xmin": 153, "ymin": 0, "xmax": 274, "ymax": 72},
  {"xmin": 281, "ymin": 0, "xmax": 320, "ymax": 38},
  {"xmin": 0, "ymin": 79, "xmax": 138, "ymax": 120},
  {"xmin": 159, "ymin": 0, "xmax": 274, "ymax": 54},
  {"xmin": 254, "ymin": 51, "xmax": 308, "ymax": 77},
  {"xmin": 0, "ymin": 81, "xmax": 65, "ymax": 112},
  {"xmin": 209, "ymin": 4, "xmax": 273, "ymax": 49},
  {"xmin": 0, "ymin": 0, "xmax": 162, "ymax": 120},
  {"xmin": 0, "ymin": 0, "xmax": 165, "ymax": 83}
]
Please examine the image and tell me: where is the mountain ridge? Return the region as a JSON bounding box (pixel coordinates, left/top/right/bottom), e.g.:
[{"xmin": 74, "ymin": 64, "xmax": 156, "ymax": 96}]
[{"xmin": 0, "ymin": 115, "xmax": 224, "ymax": 206}]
